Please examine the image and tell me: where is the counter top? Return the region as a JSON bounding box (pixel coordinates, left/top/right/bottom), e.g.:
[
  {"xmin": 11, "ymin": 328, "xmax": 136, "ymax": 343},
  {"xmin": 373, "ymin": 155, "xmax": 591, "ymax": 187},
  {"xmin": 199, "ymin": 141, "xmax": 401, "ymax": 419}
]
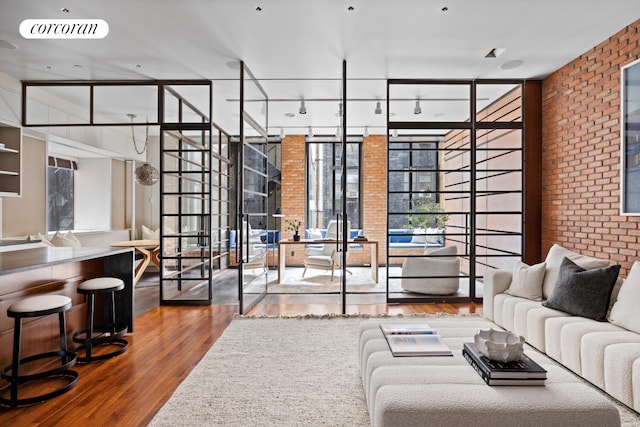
[
  {"xmin": 0, "ymin": 239, "xmax": 36, "ymax": 247},
  {"xmin": 0, "ymin": 246, "xmax": 134, "ymax": 276}
]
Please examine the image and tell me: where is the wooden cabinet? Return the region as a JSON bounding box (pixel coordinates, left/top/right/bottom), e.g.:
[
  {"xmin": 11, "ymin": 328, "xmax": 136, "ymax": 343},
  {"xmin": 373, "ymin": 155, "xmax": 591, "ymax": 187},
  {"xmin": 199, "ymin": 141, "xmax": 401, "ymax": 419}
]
[{"xmin": 0, "ymin": 125, "xmax": 21, "ymax": 197}]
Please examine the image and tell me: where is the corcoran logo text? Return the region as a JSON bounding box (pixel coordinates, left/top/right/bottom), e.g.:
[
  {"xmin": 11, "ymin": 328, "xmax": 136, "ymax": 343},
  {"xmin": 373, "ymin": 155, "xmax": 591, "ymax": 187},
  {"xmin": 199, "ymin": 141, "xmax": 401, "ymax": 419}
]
[{"xmin": 19, "ymin": 19, "xmax": 109, "ymax": 39}]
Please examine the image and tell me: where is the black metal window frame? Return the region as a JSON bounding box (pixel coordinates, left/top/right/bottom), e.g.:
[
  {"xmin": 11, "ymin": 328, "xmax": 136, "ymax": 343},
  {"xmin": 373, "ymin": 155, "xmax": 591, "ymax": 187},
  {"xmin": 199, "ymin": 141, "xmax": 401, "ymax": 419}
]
[{"xmin": 305, "ymin": 137, "xmax": 363, "ymax": 231}]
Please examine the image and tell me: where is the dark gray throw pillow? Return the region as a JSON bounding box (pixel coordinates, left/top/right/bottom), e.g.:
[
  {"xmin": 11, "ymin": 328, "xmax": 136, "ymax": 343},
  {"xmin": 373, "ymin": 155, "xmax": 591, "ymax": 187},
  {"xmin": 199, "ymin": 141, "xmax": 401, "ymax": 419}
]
[{"xmin": 542, "ymin": 257, "xmax": 621, "ymax": 321}]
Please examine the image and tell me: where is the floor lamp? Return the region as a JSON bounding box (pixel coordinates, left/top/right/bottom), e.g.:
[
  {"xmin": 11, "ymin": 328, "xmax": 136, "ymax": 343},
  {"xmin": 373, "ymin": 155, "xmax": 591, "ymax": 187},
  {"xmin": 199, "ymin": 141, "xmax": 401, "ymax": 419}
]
[{"xmin": 271, "ymin": 208, "xmax": 285, "ymax": 270}]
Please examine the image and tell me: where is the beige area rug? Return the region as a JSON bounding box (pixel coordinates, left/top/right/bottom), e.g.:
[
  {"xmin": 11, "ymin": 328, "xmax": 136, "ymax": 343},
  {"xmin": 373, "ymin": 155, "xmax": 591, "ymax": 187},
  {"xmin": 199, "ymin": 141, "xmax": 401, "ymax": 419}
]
[
  {"xmin": 267, "ymin": 266, "xmax": 379, "ymax": 293},
  {"xmin": 150, "ymin": 315, "xmax": 640, "ymax": 427}
]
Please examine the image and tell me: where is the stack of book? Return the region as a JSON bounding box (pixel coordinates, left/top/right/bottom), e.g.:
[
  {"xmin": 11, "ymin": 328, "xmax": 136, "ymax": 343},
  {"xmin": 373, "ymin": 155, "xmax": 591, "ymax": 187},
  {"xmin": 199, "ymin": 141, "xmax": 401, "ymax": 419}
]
[
  {"xmin": 462, "ymin": 342, "xmax": 547, "ymax": 386},
  {"xmin": 379, "ymin": 323, "xmax": 452, "ymax": 357}
]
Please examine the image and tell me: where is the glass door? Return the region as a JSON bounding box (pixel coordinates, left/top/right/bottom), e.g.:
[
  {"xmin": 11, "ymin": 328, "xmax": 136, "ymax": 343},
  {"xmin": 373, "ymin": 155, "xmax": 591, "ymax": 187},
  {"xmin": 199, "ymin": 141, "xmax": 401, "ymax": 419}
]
[{"xmin": 238, "ymin": 63, "xmax": 269, "ymax": 314}]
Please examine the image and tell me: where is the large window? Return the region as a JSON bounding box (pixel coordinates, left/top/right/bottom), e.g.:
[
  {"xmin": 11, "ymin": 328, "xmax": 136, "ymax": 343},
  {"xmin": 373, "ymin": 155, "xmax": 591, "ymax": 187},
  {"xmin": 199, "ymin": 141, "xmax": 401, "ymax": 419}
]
[
  {"xmin": 307, "ymin": 140, "xmax": 361, "ymax": 230},
  {"xmin": 47, "ymin": 157, "xmax": 76, "ymax": 231},
  {"xmin": 388, "ymin": 140, "xmax": 439, "ymax": 229}
]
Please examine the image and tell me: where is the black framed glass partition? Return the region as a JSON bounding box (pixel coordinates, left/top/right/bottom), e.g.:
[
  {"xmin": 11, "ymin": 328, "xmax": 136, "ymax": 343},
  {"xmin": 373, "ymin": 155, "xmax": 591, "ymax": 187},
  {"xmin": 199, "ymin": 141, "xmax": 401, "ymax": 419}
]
[
  {"xmin": 386, "ymin": 80, "xmax": 525, "ymax": 304},
  {"xmin": 159, "ymin": 82, "xmax": 215, "ymax": 305},
  {"xmin": 237, "ymin": 62, "xmax": 269, "ymax": 314}
]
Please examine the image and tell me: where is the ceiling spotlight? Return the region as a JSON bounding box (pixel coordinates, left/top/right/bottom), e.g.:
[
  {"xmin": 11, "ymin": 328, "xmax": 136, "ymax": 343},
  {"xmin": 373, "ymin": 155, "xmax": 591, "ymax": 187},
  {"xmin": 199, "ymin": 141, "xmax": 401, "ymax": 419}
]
[
  {"xmin": 308, "ymin": 126, "xmax": 314, "ymax": 137},
  {"xmin": 299, "ymin": 99, "xmax": 307, "ymax": 115},
  {"xmin": 363, "ymin": 126, "xmax": 369, "ymax": 137},
  {"xmin": 375, "ymin": 101, "xmax": 382, "ymax": 115},
  {"xmin": 414, "ymin": 100, "xmax": 422, "ymax": 115},
  {"xmin": 255, "ymin": 6, "xmax": 262, "ymax": 11},
  {"xmin": 61, "ymin": 7, "xmax": 70, "ymax": 13}
]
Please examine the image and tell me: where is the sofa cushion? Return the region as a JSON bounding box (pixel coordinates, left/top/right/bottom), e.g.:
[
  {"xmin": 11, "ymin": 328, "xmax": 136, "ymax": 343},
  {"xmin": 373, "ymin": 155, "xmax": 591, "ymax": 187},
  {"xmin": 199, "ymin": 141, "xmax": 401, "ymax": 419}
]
[
  {"xmin": 142, "ymin": 224, "xmax": 159, "ymax": 240},
  {"xmin": 542, "ymin": 244, "xmax": 609, "ymax": 299},
  {"xmin": 505, "ymin": 261, "xmax": 546, "ymax": 301},
  {"xmin": 609, "ymin": 260, "xmax": 640, "ymax": 334},
  {"xmin": 543, "ymin": 257, "xmax": 620, "ymax": 321}
]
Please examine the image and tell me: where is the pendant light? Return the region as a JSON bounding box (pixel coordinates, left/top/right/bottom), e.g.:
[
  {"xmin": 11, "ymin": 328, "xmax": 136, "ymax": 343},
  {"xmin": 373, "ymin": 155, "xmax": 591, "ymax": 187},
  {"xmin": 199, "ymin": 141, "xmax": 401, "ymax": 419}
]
[{"xmin": 128, "ymin": 114, "xmax": 159, "ymax": 186}]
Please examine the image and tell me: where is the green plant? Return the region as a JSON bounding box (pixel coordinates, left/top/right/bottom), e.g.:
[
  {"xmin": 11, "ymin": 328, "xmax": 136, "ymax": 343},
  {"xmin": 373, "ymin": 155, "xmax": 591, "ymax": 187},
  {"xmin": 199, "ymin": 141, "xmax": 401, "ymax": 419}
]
[
  {"xmin": 285, "ymin": 218, "xmax": 302, "ymax": 234},
  {"xmin": 408, "ymin": 197, "xmax": 449, "ymax": 230}
]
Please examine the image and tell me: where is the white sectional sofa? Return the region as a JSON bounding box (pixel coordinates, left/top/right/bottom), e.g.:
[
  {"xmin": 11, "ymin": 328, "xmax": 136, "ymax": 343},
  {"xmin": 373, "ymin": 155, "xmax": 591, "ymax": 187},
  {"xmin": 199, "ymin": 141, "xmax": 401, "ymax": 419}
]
[{"xmin": 484, "ymin": 244, "xmax": 640, "ymax": 413}]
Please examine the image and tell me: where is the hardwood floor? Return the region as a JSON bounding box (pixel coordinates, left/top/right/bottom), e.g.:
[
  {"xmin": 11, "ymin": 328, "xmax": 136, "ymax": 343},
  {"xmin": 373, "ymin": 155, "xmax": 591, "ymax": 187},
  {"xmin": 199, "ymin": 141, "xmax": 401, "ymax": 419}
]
[{"xmin": 0, "ymin": 290, "xmax": 481, "ymax": 426}]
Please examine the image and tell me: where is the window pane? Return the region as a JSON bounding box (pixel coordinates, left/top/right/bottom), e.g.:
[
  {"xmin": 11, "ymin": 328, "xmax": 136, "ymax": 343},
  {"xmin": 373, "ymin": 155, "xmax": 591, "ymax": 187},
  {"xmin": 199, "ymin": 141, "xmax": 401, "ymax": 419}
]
[
  {"xmin": 48, "ymin": 166, "xmax": 74, "ymax": 231},
  {"xmin": 307, "ymin": 141, "xmax": 361, "ymax": 229}
]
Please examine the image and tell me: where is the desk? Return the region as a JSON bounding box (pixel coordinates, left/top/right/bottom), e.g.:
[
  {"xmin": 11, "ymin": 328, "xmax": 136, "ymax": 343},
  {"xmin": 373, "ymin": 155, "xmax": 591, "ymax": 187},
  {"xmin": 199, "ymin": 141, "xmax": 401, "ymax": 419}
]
[
  {"xmin": 278, "ymin": 239, "xmax": 378, "ymax": 283},
  {"xmin": 111, "ymin": 239, "xmax": 160, "ymax": 285}
]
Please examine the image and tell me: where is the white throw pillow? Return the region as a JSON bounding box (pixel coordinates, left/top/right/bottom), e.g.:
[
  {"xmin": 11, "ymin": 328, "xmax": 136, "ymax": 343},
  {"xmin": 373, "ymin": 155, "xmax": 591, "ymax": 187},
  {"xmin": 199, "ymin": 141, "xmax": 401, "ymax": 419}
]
[
  {"xmin": 609, "ymin": 261, "xmax": 640, "ymax": 334},
  {"xmin": 51, "ymin": 231, "xmax": 81, "ymax": 247},
  {"xmin": 425, "ymin": 227, "xmax": 440, "ymax": 244},
  {"xmin": 541, "ymin": 244, "xmax": 609, "ymax": 299},
  {"xmin": 410, "ymin": 229, "xmax": 426, "ymax": 244},
  {"xmin": 142, "ymin": 224, "xmax": 160, "ymax": 240},
  {"xmin": 505, "ymin": 261, "xmax": 546, "ymax": 301},
  {"xmin": 28, "ymin": 233, "xmax": 55, "ymax": 247},
  {"xmin": 308, "ymin": 228, "xmax": 323, "ymax": 240}
]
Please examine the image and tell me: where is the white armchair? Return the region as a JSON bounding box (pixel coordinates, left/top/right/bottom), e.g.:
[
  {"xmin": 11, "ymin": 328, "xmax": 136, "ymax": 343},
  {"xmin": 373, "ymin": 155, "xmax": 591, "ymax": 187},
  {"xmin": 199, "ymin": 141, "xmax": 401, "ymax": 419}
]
[
  {"xmin": 303, "ymin": 220, "xmax": 351, "ymax": 279},
  {"xmin": 401, "ymin": 245, "xmax": 460, "ymax": 295}
]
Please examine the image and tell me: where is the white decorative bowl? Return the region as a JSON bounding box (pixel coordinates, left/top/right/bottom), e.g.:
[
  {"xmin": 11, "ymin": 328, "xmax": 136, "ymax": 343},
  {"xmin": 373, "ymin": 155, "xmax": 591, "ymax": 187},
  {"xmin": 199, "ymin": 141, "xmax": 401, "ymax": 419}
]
[{"xmin": 474, "ymin": 328, "xmax": 525, "ymax": 363}]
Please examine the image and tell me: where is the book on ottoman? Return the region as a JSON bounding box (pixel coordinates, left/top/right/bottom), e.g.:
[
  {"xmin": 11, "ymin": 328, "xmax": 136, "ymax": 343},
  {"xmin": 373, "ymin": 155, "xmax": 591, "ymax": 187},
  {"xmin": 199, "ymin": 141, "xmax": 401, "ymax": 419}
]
[
  {"xmin": 379, "ymin": 323, "xmax": 435, "ymax": 335},
  {"xmin": 383, "ymin": 333, "xmax": 452, "ymax": 357},
  {"xmin": 463, "ymin": 342, "xmax": 547, "ymax": 386}
]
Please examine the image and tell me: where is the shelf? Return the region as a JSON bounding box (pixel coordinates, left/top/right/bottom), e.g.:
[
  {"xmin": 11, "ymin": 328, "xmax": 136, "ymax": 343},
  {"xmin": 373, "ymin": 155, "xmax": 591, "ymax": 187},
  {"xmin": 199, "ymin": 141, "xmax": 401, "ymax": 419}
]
[
  {"xmin": 0, "ymin": 125, "xmax": 21, "ymax": 197},
  {"xmin": 0, "ymin": 147, "xmax": 18, "ymax": 154}
]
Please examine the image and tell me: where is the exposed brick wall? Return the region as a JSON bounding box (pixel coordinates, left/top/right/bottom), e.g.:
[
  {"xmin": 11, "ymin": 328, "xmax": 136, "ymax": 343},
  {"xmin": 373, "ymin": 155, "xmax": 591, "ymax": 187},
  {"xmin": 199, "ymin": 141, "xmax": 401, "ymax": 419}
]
[
  {"xmin": 279, "ymin": 134, "xmax": 388, "ymax": 266},
  {"xmin": 361, "ymin": 135, "xmax": 387, "ymax": 264},
  {"xmin": 542, "ymin": 19, "xmax": 640, "ymax": 273},
  {"xmin": 280, "ymin": 135, "xmax": 307, "ymax": 265}
]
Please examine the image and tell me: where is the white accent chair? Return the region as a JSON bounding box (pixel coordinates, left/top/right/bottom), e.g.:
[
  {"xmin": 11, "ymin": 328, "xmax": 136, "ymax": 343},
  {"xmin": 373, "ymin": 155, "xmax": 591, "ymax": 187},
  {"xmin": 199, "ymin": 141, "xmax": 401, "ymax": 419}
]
[
  {"xmin": 303, "ymin": 220, "xmax": 351, "ymax": 279},
  {"xmin": 400, "ymin": 245, "xmax": 460, "ymax": 295},
  {"xmin": 240, "ymin": 221, "xmax": 267, "ymax": 272}
]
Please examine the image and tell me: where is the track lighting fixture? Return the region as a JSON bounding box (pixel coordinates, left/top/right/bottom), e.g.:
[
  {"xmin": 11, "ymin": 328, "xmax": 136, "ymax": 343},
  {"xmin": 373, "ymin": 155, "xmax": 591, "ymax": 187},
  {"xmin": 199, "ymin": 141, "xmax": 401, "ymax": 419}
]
[
  {"xmin": 363, "ymin": 126, "xmax": 369, "ymax": 137},
  {"xmin": 280, "ymin": 128, "xmax": 286, "ymax": 139},
  {"xmin": 414, "ymin": 100, "xmax": 422, "ymax": 115},
  {"xmin": 299, "ymin": 99, "xmax": 307, "ymax": 115},
  {"xmin": 375, "ymin": 101, "xmax": 382, "ymax": 115}
]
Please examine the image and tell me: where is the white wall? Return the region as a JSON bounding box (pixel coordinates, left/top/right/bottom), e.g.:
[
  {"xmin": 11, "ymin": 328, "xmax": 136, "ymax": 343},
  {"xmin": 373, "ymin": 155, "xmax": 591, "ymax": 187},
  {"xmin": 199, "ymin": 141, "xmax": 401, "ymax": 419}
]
[{"xmin": 75, "ymin": 157, "xmax": 112, "ymax": 230}]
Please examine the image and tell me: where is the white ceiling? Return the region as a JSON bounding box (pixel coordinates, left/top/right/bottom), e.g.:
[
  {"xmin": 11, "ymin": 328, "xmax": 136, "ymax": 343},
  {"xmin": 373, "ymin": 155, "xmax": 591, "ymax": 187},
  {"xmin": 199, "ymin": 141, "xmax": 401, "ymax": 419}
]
[{"xmin": 0, "ymin": 0, "xmax": 639, "ymax": 136}]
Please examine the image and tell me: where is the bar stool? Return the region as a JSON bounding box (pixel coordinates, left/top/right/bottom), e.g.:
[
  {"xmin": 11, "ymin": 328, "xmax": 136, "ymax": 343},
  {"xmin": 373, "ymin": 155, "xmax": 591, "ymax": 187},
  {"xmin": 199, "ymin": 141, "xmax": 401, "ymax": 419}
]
[
  {"xmin": 0, "ymin": 295, "xmax": 78, "ymax": 407},
  {"xmin": 73, "ymin": 277, "xmax": 128, "ymax": 362}
]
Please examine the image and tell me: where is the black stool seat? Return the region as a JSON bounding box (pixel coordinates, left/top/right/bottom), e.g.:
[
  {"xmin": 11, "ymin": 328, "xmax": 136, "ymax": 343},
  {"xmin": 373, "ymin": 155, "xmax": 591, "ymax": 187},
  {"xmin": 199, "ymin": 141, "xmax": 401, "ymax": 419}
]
[
  {"xmin": 0, "ymin": 295, "xmax": 78, "ymax": 407},
  {"xmin": 73, "ymin": 277, "xmax": 128, "ymax": 362}
]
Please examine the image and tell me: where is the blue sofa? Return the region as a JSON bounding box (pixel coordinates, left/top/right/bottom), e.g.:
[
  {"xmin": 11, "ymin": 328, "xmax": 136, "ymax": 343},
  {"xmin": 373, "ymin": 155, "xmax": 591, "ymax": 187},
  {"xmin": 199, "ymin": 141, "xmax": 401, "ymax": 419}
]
[{"xmin": 388, "ymin": 228, "xmax": 444, "ymax": 249}]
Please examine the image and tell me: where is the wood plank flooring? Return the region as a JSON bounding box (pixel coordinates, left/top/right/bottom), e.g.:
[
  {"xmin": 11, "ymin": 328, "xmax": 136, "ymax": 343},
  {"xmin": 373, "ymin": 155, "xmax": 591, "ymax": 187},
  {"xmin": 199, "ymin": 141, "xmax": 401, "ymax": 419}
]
[{"xmin": 0, "ymin": 289, "xmax": 481, "ymax": 426}]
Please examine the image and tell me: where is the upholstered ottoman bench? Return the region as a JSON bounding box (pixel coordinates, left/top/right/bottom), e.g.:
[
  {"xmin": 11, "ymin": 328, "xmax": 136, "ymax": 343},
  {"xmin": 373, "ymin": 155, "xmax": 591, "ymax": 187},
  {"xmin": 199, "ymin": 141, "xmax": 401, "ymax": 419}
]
[{"xmin": 359, "ymin": 318, "xmax": 621, "ymax": 427}]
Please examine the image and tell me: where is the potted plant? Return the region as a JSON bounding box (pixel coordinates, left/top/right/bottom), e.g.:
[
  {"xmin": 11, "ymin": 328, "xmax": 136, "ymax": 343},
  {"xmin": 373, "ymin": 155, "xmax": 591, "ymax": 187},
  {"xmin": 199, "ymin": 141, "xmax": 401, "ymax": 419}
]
[
  {"xmin": 285, "ymin": 218, "xmax": 302, "ymax": 241},
  {"xmin": 408, "ymin": 197, "xmax": 449, "ymax": 245}
]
